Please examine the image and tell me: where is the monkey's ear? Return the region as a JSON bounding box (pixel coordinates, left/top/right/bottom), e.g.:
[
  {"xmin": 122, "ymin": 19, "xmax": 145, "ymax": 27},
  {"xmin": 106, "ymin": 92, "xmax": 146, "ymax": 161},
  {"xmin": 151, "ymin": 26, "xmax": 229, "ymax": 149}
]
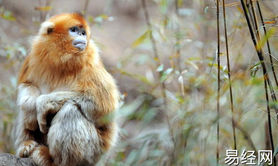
[
  {"xmin": 73, "ymin": 12, "xmax": 84, "ymax": 18},
  {"xmin": 39, "ymin": 21, "xmax": 54, "ymax": 35},
  {"xmin": 47, "ymin": 27, "xmax": 54, "ymax": 34}
]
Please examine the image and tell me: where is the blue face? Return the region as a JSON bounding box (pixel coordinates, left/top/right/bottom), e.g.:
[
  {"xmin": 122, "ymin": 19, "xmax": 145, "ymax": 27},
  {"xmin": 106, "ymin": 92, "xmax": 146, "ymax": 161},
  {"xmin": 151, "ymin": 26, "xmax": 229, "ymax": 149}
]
[{"xmin": 69, "ymin": 26, "xmax": 87, "ymax": 51}]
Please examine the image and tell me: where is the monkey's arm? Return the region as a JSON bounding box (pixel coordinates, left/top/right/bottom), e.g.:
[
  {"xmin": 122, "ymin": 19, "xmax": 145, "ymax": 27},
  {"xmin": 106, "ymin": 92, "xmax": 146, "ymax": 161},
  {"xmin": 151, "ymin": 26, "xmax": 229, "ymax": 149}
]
[
  {"xmin": 36, "ymin": 91, "xmax": 78, "ymax": 133},
  {"xmin": 69, "ymin": 96, "xmax": 119, "ymax": 151},
  {"xmin": 17, "ymin": 83, "xmax": 40, "ymax": 131}
]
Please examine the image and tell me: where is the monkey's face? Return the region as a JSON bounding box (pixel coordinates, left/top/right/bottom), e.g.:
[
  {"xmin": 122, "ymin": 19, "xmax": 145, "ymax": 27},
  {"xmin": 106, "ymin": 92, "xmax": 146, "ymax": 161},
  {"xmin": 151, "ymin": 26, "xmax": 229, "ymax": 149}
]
[
  {"xmin": 37, "ymin": 13, "xmax": 90, "ymax": 55},
  {"xmin": 69, "ymin": 25, "xmax": 87, "ymax": 51}
]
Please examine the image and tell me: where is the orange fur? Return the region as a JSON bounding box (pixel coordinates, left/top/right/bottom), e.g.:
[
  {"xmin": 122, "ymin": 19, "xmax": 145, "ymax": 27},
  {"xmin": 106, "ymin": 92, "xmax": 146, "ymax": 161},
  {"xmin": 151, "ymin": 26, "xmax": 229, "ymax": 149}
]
[
  {"xmin": 15, "ymin": 13, "xmax": 119, "ymax": 166},
  {"xmin": 18, "ymin": 13, "xmax": 118, "ymax": 113}
]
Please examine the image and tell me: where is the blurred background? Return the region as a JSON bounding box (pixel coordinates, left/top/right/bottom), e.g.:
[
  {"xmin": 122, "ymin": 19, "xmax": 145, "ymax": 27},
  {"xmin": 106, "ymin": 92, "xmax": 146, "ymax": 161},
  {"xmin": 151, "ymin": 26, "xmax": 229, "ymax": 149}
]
[{"xmin": 1, "ymin": 0, "xmax": 278, "ymax": 165}]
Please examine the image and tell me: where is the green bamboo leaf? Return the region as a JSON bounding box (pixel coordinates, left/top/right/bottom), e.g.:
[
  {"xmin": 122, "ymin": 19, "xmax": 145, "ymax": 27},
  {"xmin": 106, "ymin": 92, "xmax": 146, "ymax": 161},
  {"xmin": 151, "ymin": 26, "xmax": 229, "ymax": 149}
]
[
  {"xmin": 132, "ymin": 30, "xmax": 151, "ymax": 48},
  {"xmin": 34, "ymin": 6, "xmax": 52, "ymax": 11},
  {"xmin": 156, "ymin": 64, "xmax": 164, "ymax": 72},
  {"xmin": 160, "ymin": 68, "xmax": 172, "ymax": 82},
  {"xmin": 164, "ymin": 68, "xmax": 173, "ymax": 75},
  {"xmin": 250, "ymin": 62, "xmax": 261, "ymax": 77},
  {"xmin": 177, "ymin": 0, "xmax": 183, "ymax": 7},
  {"xmin": 1, "ymin": 10, "xmax": 16, "ymax": 21},
  {"xmin": 257, "ymin": 28, "xmax": 276, "ymax": 50}
]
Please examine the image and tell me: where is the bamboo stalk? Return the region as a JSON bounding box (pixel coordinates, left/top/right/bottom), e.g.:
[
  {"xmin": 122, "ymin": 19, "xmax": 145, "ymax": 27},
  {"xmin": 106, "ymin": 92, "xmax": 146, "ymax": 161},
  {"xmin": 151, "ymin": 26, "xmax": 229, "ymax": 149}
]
[
  {"xmin": 240, "ymin": 0, "xmax": 276, "ymax": 164},
  {"xmin": 240, "ymin": 0, "xmax": 278, "ymax": 119},
  {"xmin": 216, "ymin": 0, "xmax": 220, "ymax": 164},
  {"xmin": 233, "ymin": 119, "xmax": 257, "ymax": 153},
  {"xmin": 256, "ymin": 1, "xmax": 278, "ymax": 87},
  {"xmin": 222, "ymin": 0, "xmax": 237, "ymax": 150},
  {"xmin": 174, "ymin": 0, "xmax": 182, "ymax": 72},
  {"xmin": 83, "ymin": 0, "xmax": 90, "ymax": 17},
  {"xmin": 174, "ymin": 0, "xmax": 185, "ymax": 98},
  {"xmin": 263, "ymin": 77, "xmax": 276, "ymax": 165},
  {"xmin": 38, "ymin": 0, "xmax": 43, "ymax": 22},
  {"xmin": 249, "ymin": 0, "xmax": 276, "ymax": 154}
]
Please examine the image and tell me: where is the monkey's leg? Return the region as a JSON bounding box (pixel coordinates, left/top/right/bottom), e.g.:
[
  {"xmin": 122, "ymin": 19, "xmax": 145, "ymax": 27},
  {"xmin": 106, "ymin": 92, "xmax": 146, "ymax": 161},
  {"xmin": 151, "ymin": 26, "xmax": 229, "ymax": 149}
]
[
  {"xmin": 31, "ymin": 99, "xmax": 116, "ymax": 166},
  {"xmin": 47, "ymin": 101, "xmax": 102, "ymax": 166},
  {"xmin": 31, "ymin": 145, "xmax": 55, "ymax": 166},
  {"xmin": 17, "ymin": 140, "xmax": 38, "ymax": 158},
  {"xmin": 15, "ymin": 83, "xmax": 41, "ymax": 158},
  {"xmin": 17, "ymin": 83, "xmax": 40, "ymax": 131},
  {"xmin": 36, "ymin": 91, "xmax": 79, "ymax": 134},
  {"xmin": 13, "ymin": 112, "xmax": 40, "ymax": 158}
]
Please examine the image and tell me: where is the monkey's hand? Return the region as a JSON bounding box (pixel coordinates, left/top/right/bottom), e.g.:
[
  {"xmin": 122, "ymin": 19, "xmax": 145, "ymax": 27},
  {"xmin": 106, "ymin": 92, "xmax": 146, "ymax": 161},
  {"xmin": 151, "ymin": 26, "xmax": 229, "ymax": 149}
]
[
  {"xmin": 17, "ymin": 84, "xmax": 40, "ymax": 131},
  {"xmin": 36, "ymin": 91, "xmax": 78, "ymax": 134},
  {"xmin": 16, "ymin": 140, "xmax": 38, "ymax": 158}
]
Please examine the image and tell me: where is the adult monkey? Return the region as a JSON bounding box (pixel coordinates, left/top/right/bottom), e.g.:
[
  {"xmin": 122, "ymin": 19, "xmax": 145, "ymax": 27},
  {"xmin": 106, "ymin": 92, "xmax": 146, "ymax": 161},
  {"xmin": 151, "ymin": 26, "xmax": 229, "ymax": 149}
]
[{"xmin": 13, "ymin": 13, "xmax": 119, "ymax": 166}]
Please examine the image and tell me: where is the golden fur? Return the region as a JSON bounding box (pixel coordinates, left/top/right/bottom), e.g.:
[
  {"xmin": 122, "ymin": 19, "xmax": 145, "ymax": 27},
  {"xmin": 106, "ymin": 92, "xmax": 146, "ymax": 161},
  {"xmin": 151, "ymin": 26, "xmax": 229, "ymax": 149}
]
[{"xmin": 14, "ymin": 13, "xmax": 119, "ymax": 166}]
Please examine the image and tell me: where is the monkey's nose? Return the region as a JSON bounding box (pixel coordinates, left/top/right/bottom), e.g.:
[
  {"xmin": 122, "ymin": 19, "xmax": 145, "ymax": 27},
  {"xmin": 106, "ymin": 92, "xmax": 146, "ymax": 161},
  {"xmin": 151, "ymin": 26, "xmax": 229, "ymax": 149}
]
[{"xmin": 72, "ymin": 37, "xmax": 87, "ymax": 51}]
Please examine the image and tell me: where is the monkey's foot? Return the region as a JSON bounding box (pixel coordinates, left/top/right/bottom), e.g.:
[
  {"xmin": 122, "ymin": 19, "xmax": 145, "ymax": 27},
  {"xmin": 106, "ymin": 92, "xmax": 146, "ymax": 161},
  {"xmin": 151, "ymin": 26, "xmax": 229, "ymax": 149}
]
[
  {"xmin": 17, "ymin": 140, "xmax": 38, "ymax": 158},
  {"xmin": 31, "ymin": 145, "xmax": 54, "ymax": 166}
]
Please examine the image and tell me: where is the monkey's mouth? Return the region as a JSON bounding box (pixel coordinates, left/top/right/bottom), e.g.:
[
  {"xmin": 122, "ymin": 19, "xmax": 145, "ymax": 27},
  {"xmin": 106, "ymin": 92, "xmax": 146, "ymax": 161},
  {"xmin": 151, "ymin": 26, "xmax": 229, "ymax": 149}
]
[{"xmin": 73, "ymin": 38, "xmax": 87, "ymax": 51}]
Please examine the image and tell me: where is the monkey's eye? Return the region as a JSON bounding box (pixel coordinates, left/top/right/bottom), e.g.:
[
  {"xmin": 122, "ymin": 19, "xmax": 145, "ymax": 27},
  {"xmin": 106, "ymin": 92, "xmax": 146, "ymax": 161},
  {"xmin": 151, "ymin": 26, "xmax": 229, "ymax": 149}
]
[
  {"xmin": 82, "ymin": 30, "xmax": 86, "ymax": 36},
  {"xmin": 70, "ymin": 26, "xmax": 78, "ymax": 32}
]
